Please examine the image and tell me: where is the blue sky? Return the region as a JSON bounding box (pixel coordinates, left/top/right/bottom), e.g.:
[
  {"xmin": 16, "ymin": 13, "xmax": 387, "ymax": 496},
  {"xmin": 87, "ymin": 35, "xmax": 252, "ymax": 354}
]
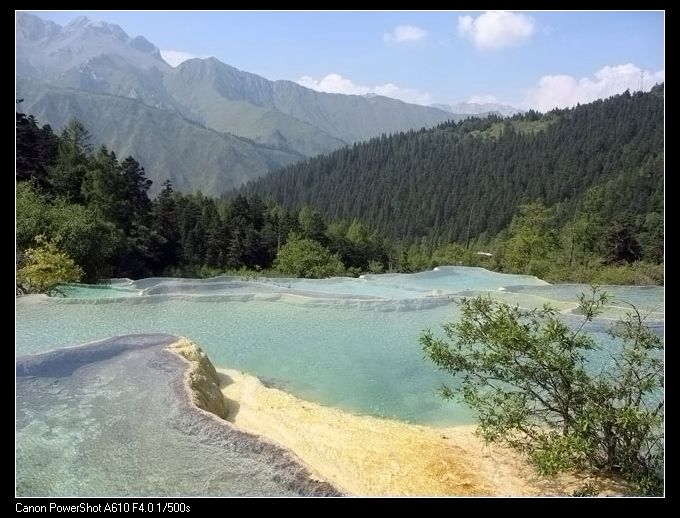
[{"xmin": 25, "ymin": 10, "xmax": 664, "ymax": 111}]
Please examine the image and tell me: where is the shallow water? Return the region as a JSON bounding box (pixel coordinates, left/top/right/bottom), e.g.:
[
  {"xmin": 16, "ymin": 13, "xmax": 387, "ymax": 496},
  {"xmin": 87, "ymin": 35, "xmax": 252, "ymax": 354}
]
[
  {"xmin": 16, "ymin": 335, "xmax": 339, "ymax": 497},
  {"xmin": 16, "ymin": 267, "xmax": 663, "ymax": 425}
]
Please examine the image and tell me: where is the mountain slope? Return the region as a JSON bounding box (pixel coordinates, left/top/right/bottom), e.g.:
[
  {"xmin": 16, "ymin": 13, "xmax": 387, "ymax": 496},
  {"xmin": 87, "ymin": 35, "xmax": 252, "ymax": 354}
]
[
  {"xmin": 19, "ymin": 78, "xmax": 302, "ymax": 193},
  {"xmin": 267, "ymin": 80, "xmax": 458, "ymax": 144},
  {"xmin": 244, "ymin": 86, "xmax": 664, "ymax": 244},
  {"xmin": 162, "ymin": 58, "xmax": 345, "ymax": 156},
  {"xmin": 17, "ymin": 12, "xmax": 460, "ymax": 193}
]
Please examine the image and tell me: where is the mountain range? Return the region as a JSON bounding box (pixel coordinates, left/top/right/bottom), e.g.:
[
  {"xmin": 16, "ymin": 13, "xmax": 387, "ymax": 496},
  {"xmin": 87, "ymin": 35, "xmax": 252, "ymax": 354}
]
[
  {"xmin": 16, "ymin": 12, "xmax": 463, "ymax": 193},
  {"xmin": 432, "ymin": 102, "xmax": 523, "ymax": 117}
]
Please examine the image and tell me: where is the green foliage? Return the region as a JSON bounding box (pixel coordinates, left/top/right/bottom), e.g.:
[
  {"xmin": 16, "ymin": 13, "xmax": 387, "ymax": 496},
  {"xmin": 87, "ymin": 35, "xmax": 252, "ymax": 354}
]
[
  {"xmin": 51, "ymin": 118, "xmax": 92, "ymax": 202},
  {"xmin": 15, "ymin": 112, "xmax": 58, "ymax": 189},
  {"xmin": 431, "ymin": 243, "xmax": 470, "ymax": 266},
  {"xmin": 16, "ymin": 182, "xmax": 49, "ymax": 250},
  {"xmin": 298, "ymin": 206, "xmax": 328, "ymax": 244},
  {"xmin": 150, "ymin": 180, "xmax": 181, "ymax": 269},
  {"xmin": 48, "ymin": 199, "xmax": 123, "ymax": 281},
  {"xmin": 246, "ymin": 87, "xmax": 663, "ymax": 249},
  {"xmin": 16, "ymin": 183, "xmax": 122, "ymax": 281},
  {"xmin": 17, "ymin": 114, "xmax": 389, "ymax": 281},
  {"xmin": 590, "ymin": 262, "xmax": 664, "ymax": 286},
  {"xmin": 367, "ymin": 259, "xmax": 385, "ymax": 274},
  {"xmin": 17, "ymin": 236, "xmax": 84, "ymax": 295},
  {"xmin": 503, "ymin": 201, "xmax": 558, "ymax": 275},
  {"xmin": 605, "ymin": 213, "xmax": 643, "ymax": 264},
  {"xmin": 274, "ymin": 238, "xmax": 345, "ymax": 278},
  {"xmin": 421, "ymin": 287, "xmax": 663, "ymax": 495},
  {"xmin": 560, "ymin": 187, "xmax": 606, "ymax": 267},
  {"xmin": 326, "ymin": 219, "xmax": 389, "ymax": 271},
  {"xmin": 639, "ymin": 210, "xmax": 664, "ymax": 263},
  {"xmin": 399, "ymin": 241, "xmax": 435, "ymax": 273}
]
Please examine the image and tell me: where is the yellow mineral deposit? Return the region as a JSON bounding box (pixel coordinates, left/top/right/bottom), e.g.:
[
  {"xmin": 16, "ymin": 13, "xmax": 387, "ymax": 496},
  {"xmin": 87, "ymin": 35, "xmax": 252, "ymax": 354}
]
[{"xmin": 218, "ymin": 368, "xmax": 626, "ymax": 497}]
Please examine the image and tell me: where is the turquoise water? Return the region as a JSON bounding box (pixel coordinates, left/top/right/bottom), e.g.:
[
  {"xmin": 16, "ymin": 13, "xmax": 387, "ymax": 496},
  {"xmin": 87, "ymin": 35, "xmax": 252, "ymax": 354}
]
[
  {"xmin": 16, "ymin": 267, "xmax": 664, "ymax": 425},
  {"xmin": 16, "ymin": 335, "xmax": 339, "ymax": 496},
  {"xmin": 504, "ymin": 284, "xmax": 664, "ymax": 319}
]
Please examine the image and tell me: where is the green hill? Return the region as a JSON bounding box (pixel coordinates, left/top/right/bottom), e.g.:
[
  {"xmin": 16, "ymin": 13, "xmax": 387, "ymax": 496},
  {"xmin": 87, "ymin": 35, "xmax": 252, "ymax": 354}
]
[{"xmin": 244, "ymin": 86, "xmax": 664, "ymax": 245}]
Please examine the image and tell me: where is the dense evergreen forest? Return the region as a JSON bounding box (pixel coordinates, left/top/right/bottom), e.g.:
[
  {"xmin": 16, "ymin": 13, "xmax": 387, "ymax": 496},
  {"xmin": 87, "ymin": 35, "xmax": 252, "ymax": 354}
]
[
  {"xmin": 16, "ymin": 86, "xmax": 664, "ymax": 290},
  {"xmin": 243, "ymin": 85, "xmax": 664, "ymax": 251}
]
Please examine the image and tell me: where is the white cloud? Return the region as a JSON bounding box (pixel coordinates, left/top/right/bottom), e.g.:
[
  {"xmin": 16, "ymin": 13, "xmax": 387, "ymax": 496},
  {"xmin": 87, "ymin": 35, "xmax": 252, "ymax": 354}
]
[
  {"xmin": 467, "ymin": 94, "xmax": 499, "ymax": 104},
  {"xmin": 384, "ymin": 25, "xmax": 428, "ymax": 43},
  {"xmin": 458, "ymin": 11, "xmax": 535, "ymax": 51},
  {"xmin": 160, "ymin": 49, "xmax": 209, "ymax": 67},
  {"xmin": 298, "ymin": 74, "xmax": 361, "ymax": 94},
  {"xmin": 523, "ymin": 64, "xmax": 665, "ymax": 112},
  {"xmin": 298, "ymin": 73, "xmax": 432, "ymax": 105}
]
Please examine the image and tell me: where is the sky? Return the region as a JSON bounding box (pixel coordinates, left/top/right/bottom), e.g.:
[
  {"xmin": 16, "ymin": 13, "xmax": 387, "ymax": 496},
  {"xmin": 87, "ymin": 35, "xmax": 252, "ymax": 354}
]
[{"xmin": 26, "ymin": 10, "xmax": 664, "ymax": 111}]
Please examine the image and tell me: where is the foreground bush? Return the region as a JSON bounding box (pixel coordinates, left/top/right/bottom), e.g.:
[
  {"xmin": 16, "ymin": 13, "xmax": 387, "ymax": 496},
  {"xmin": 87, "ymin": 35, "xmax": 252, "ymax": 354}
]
[
  {"xmin": 421, "ymin": 288, "xmax": 663, "ymax": 495},
  {"xmin": 17, "ymin": 236, "xmax": 84, "ymax": 295}
]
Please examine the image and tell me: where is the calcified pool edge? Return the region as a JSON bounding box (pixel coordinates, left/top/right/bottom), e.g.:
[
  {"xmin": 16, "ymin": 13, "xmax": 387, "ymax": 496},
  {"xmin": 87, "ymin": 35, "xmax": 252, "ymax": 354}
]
[
  {"xmin": 15, "ymin": 334, "xmax": 341, "ymax": 497},
  {"xmin": 169, "ymin": 338, "xmax": 228, "ymax": 419}
]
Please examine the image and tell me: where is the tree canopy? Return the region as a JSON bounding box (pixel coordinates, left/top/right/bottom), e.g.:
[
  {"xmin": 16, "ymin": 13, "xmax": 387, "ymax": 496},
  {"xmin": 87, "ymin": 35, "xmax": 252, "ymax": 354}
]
[{"xmin": 274, "ymin": 238, "xmax": 345, "ymax": 278}]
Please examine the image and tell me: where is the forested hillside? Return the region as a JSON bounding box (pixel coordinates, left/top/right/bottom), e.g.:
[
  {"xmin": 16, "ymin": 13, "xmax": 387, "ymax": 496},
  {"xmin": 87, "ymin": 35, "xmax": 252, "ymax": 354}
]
[{"xmin": 245, "ymin": 86, "xmax": 664, "ymax": 246}]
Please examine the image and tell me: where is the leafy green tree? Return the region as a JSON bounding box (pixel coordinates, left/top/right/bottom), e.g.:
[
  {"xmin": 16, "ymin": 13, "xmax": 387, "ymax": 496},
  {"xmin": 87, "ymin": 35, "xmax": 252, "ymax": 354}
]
[
  {"xmin": 274, "ymin": 238, "xmax": 344, "ymax": 278},
  {"xmin": 346, "ymin": 219, "xmax": 369, "ymax": 244},
  {"xmin": 16, "ymin": 183, "xmax": 121, "ymax": 282},
  {"xmin": 298, "ymin": 206, "xmax": 328, "ymax": 244},
  {"xmin": 432, "ymin": 242, "xmax": 471, "ymax": 266},
  {"xmin": 49, "ymin": 199, "xmax": 122, "ymax": 281},
  {"xmin": 605, "ymin": 213, "xmax": 643, "ymax": 265},
  {"xmin": 17, "ymin": 236, "xmax": 84, "ymax": 295},
  {"xmin": 562, "ymin": 187, "xmax": 606, "ymax": 267},
  {"xmin": 403, "ymin": 241, "xmax": 433, "ymax": 273},
  {"xmin": 367, "ymin": 259, "xmax": 385, "ymax": 273},
  {"xmin": 16, "ymin": 182, "xmax": 50, "ymax": 251},
  {"xmin": 261, "ymin": 205, "xmax": 298, "ymax": 257},
  {"xmin": 326, "ymin": 219, "xmax": 386, "ymax": 271},
  {"xmin": 503, "ymin": 201, "xmax": 557, "ymax": 275},
  {"xmin": 421, "ymin": 288, "xmax": 663, "ymax": 495},
  {"xmin": 639, "ymin": 210, "xmax": 664, "ymax": 264}
]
